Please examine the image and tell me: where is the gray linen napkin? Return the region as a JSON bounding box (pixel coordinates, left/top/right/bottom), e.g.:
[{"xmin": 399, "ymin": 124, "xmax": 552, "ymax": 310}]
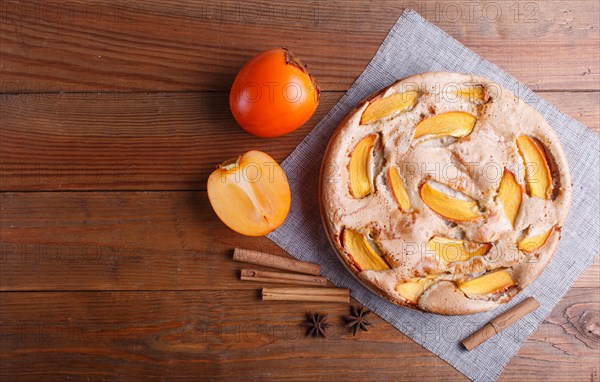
[{"xmin": 267, "ymin": 9, "xmax": 599, "ymax": 382}]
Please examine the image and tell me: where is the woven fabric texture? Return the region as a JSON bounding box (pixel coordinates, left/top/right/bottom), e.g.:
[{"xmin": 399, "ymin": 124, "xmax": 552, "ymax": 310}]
[{"xmin": 267, "ymin": 10, "xmax": 600, "ymax": 381}]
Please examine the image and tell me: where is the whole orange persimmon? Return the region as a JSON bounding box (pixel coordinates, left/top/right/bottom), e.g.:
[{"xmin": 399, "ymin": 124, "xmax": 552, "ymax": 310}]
[{"xmin": 230, "ymin": 48, "xmax": 320, "ymax": 138}]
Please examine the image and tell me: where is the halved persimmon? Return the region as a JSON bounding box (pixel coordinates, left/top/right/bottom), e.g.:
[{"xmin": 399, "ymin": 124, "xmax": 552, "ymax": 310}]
[{"xmin": 207, "ymin": 150, "xmax": 291, "ymax": 236}]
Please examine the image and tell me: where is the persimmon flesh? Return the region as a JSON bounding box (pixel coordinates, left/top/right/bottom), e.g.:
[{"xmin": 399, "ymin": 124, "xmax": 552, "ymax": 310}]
[
  {"xmin": 230, "ymin": 48, "xmax": 320, "ymax": 138},
  {"xmin": 207, "ymin": 150, "xmax": 291, "ymax": 236}
]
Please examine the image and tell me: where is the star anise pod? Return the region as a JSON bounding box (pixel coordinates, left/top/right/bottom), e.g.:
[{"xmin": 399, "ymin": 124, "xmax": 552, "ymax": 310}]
[
  {"xmin": 345, "ymin": 306, "xmax": 372, "ymax": 336},
  {"xmin": 302, "ymin": 311, "xmax": 332, "ymax": 338}
]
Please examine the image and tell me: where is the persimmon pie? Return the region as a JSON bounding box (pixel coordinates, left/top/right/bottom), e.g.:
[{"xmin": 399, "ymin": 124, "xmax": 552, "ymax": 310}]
[{"xmin": 320, "ymin": 72, "xmax": 572, "ymax": 315}]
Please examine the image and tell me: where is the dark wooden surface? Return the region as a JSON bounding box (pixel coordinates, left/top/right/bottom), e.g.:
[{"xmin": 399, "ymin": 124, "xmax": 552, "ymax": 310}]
[{"xmin": 1, "ymin": 1, "xmax": 598, "ymax": 380}]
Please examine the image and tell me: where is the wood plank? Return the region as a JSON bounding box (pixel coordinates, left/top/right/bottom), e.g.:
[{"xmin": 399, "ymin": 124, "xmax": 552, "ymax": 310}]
[
  {"xmin": 503, "ymin": 287, "xmax": 600, "ymax": 381},
  {"xmin": 1, "ymin": 191, "xmax": 597, "ymax": 291},
  {"xmin": 0, "ymin": 91, "xmax": 341, "ymax": 190},
  {"xmin": 0, "ymin": 191, "xmax": 285, "ymax": 291},
  {"xmin": 0, "ymin": 288, "xmax": 597, "ymax": 381},
  {"xmin": 1, "ymin": 91, "xmax": 597, "ymax": 191},
  {"xmin": 2, "ymin": 2, "xmax": 597, "ymax": 381},
  {"xmin": 573, "ymin": 256, "xmax": 599, "ymax": 288},
  {"xmin": 1, "ymin": 0, "xmax": 598, "ymax": 92}
]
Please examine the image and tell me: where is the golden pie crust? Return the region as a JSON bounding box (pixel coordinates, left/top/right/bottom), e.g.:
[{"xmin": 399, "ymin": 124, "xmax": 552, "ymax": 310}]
[{"xmin": 319, "ymin": 72, "xmax": 572, "ymax": 315}]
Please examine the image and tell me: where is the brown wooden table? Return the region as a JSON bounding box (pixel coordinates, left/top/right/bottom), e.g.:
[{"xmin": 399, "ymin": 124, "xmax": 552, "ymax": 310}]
[{"xmin": 1, "ymin": 1, "xmax": 598, "ymax": 380}]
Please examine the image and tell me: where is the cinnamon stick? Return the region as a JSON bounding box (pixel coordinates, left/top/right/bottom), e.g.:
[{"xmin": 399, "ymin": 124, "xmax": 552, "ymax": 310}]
[
  {"xmin": 241, "ymin": 269, "xmax": 328, "ymax": 286},
  {"xmin": 262, "ymin": 287, "xmax": 349, "ymax": 303},
  {"xmin": 462, "ymin": 297, "xmax": 540, "ymax": 351},
  {"xmin": 233, "ymin": 248, "xmax": 320, "ymax": 276}
]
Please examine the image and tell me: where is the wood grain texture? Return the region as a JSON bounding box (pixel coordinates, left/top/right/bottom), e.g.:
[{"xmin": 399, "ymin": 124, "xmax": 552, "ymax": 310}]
[
  {"xmin": 573, "ymin": 256, "xmax": 599, "ymax": 288},
  {"xmin": 1, "ymin": 0, "xmax": 598, "ymax": 92},
  {"xmin": 1, "ymin": 0, "xmax": 599, "ymax": 380},
  {"xmin": 1, "ymin": 91, "xmax": 597, "ymax": 191},
  {"xmin": 0, "ymin": 191, "xmax": 285, "ymax": 291},
  {"xmin": 0, "ymin": 91, "xmax": 340, "ymax": 190},
  {"xmin": 1, "ymin": 191, "xmax": 597, "ymax": 291},
  {"xmin": 0, "ymin": 288, "xmax": 597, "ymax": 381}
]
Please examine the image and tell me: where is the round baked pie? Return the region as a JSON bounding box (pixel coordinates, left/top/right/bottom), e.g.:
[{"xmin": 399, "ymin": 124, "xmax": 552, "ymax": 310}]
[{"xmin": 320, "ymin": 72, "xmax": 572, "ymax": 315}]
